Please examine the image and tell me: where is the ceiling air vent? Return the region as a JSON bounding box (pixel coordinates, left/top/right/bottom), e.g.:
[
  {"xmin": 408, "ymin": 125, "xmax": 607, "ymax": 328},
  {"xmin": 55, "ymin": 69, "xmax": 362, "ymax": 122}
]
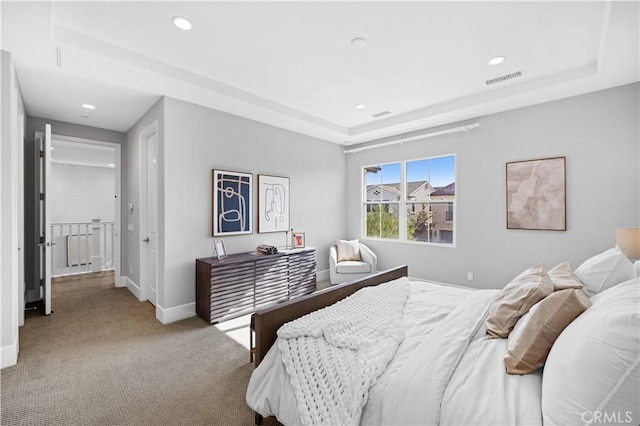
[
  {"xmin": 485, "ymin": 70, "xmax": 523, "ymax": 86},
  {"xmin": 372, "ymin": 110, "xmax": 391, "ymax": 118}
]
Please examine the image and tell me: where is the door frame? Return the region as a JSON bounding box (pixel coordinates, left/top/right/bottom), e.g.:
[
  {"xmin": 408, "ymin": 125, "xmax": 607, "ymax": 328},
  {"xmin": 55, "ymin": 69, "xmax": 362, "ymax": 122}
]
[
  {"xmin": 49, "ymin": 134, "xmax": 123, "ymax": 284},
  {"xmin": 15, "ymin": 96, "xmax": 25, "ymax": 326},
  {"xmin": 44, "ymin": 125, "xmax": 52, "ymax": 315},
  {"xmin": 138, "ymin": 121, "xmax": 158, "ymax": 305}
]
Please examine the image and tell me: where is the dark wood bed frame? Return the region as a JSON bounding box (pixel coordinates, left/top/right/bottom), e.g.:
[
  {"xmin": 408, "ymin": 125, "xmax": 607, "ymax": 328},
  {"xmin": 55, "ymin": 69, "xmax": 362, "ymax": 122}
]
[{"xmin": 250, "ymin": 266, "xmax": 408, "ymax": 424}]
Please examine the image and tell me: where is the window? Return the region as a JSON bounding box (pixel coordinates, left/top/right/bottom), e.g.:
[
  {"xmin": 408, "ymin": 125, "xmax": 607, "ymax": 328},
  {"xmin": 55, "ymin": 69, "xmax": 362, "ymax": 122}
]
[
  {"xmin": 364, "ymin": 163, "xmax": 400, "ymax": 239},
  {"xmin": 363, "ymin": 154, "xmax": 456, "ymax": 246}
]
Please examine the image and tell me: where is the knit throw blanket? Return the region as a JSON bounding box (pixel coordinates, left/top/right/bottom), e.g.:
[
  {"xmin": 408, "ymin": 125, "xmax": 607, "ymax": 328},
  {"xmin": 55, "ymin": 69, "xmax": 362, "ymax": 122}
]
[{"xmin": 277, "ymin": 277, "xmax": 411, "ymax": 425}]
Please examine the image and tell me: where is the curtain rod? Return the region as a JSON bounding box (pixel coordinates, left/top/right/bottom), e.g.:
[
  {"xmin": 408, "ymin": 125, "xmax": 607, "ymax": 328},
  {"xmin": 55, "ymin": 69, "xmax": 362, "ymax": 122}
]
[{"xmin": 343, "ymin": 122, "xmax": 480, "ymax": 154}]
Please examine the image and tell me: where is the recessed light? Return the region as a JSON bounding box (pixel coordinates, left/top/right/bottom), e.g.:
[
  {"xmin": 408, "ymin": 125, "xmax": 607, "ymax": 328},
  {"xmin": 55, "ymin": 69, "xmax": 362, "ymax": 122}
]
[
  {"xmin": 82, "ymin": 104, "xmax": 96, "ymax": 110},
  {"xmin": 172, "ymin": 16, "xmax": 192, "ymax": 30},
  {"xmin": 351, "ymin": 37, "xmax": 367, "ymax": 47},
  {"xmin": 488, "ymin": 56, "xmax": 506, "ymax": 65},
  {"xmin": 354, "ymin": 104, "xmax": 365, "ymax": 110}
]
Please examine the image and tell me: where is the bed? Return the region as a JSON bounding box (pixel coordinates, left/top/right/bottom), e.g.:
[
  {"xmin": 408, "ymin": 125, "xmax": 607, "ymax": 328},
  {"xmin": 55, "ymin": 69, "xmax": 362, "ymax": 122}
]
[{"xmin": 246, "ymin": 248, "xmax": 640, "ymax": 426}]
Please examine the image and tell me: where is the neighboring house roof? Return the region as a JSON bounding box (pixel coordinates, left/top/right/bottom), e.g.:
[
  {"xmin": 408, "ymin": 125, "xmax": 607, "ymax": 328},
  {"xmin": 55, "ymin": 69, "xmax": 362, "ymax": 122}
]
[
  {"xmin": 431, "ymin": 182, "xmax": 456, "ymax": 196},
  {"xmin": 408, "ymin": 181, "xmax": 435, "ymax": 200},
  {"xmin": 367, "ymin": 184, "xmax": 401, "ymax": 201},
  {"xmin": 367, "ymin": 181, "xmax": 455, "ymax": 201},
  {"xmin": 407, "ymin": 181, "xmax": 426, "ymax": 195},
  {"xmin": 373, "ymin": 181, "xmax": 425, "ymax": 194}
]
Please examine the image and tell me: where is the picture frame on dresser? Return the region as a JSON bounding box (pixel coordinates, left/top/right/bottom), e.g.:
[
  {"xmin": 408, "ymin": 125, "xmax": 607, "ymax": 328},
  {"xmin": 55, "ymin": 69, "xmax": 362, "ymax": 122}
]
[
  {"xmin": 212, "ymin": 169, "xmax": 253, "ymax": 236},
  {"xmin": 292, "ymin": 232, "xmax": 305, "ymax": 248},
  {"xmin": 258, "ymin": 174, "xmax": 290, "ymax": 233},
  {"xmin": 214, "ymin": 239, "xmax": 227, "ymax": 260}
]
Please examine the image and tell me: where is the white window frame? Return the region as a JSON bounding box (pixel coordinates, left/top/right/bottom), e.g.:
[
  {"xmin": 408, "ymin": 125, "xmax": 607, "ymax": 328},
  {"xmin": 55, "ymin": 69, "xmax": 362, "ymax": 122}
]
[{"xmin": 361, "ymin": 153, "xmax": 457, "ymax": 248}]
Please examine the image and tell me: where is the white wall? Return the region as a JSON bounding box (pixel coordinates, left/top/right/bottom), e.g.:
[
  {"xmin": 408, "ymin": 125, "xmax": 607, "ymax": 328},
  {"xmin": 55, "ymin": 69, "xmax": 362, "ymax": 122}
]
[
  {"xmin": 125, "ymin": 96, "xmax": 347, "ymax": 322},
  {"xmin": 345, "ymin": 83, "xmax": 640, "ymax": 289},
  {"xmin": 50, "ymin": 163, "xmax": 116, "ymax": 223},
  {"xmin": 1, "ymin": 49, "xmax": 26, "ymax": 368}
]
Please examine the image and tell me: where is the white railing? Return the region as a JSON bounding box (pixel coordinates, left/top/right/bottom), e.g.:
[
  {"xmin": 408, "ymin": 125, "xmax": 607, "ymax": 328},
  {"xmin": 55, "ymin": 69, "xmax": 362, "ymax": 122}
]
[{"xmin": 50, "ymin": 219, "xmax": 116, "ymax": 277}]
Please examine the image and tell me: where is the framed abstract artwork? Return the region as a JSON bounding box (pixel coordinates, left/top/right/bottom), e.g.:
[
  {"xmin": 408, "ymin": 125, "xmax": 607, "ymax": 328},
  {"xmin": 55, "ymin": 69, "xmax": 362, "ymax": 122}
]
[
  {"xmin": 212, "ymin": 169, "xmax": 253, "ymax": 236},
  {"xmin": 258, "ymin": 174, "xmax": 290, "ymax": 233},
  {"xmin": 506, "ymin": 157, "xmax": 566, "ymax": 231}
]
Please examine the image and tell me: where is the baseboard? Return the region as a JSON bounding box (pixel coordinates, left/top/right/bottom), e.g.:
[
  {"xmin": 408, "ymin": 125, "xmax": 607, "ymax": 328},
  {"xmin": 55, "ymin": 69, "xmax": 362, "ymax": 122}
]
[
  {"xmin": 155, "ymin": 302, "xmax": 196, "ymax": 324},
  {"xmin": 116, "ymin": 275, "xmax": 126, "ymax": 288},
  {"xmin": 409, "ymin": 275, "xmax": 478, "ymax": 291},
  {"xmin": 316, "ymin": 268, "xmax": 329, "ymax": 283},
  {"xmin": 124, "ymin": 276, "xmax": 142, "ymax": 301},
  {"xmin": 1, "ymin": 334, "xmax": 18, "ymax": 369}
]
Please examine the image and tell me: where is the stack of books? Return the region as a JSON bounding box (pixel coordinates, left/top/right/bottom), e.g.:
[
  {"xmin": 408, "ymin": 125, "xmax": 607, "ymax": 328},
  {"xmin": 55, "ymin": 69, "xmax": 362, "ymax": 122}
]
[{"xmin": 256, "ymin": 245, "xmax": 278, "ymax": 255}]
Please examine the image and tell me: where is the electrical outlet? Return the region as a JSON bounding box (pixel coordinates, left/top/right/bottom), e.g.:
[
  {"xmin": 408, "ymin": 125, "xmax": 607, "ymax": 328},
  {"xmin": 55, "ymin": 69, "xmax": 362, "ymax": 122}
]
[
  {"xmin": 467, "ymin": 272, "xmax": 474, "ymax": 281},
  {"xmin": 129, "ymin": 266, "xmax": 133, "ymax": 275},
  {"xmin": 128, "ymin": 224, "xmax": 133, "ymax": 232}
]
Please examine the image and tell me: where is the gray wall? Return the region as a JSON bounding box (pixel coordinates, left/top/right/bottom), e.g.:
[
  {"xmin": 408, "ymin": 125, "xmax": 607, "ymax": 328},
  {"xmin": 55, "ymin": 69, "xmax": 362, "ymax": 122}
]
[
  {"xmin": 163, "ymin": 97, "xmax": 346, "ymax": 308},
  {"xmin": 124, "ymin": 96, "xmax": 346, "ymax": 315},
  {"xmin": 345, "ymin": 83, "xmax": 640, "ymax": 289}
]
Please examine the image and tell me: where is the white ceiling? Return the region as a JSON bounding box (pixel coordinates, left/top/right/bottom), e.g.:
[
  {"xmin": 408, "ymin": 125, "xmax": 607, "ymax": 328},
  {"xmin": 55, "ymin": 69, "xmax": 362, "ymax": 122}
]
[{"xmin": 2, "ymin": 1, "xmax": 638, "ymax": 145}]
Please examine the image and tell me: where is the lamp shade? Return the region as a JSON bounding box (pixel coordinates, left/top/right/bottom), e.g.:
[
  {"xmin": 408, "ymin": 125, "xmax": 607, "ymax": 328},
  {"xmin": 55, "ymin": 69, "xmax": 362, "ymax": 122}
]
[{"xmin": 615, "ymin": 228, "xmax": 640, "ymax": 259}]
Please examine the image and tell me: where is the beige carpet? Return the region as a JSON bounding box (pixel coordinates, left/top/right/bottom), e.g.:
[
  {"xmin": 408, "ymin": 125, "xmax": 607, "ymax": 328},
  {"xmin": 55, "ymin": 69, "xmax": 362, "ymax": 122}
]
[{"xmin": 1, "ymin": 271, "xmax": 279, "ymax": 426}]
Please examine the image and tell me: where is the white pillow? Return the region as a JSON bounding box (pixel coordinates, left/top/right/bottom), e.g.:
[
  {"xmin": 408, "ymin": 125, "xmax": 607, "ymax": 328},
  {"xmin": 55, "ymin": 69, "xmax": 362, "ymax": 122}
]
[
  {"xmin": 574, "ymin": 247, "xmax": 636, "ymax": 296},
  {"xmin": 541, "ymin": 278, "xmax": 640, "ymax": 426},
  {"xmin": 335, "ymin": 239, "xmax": 361, "ymax": 262}
]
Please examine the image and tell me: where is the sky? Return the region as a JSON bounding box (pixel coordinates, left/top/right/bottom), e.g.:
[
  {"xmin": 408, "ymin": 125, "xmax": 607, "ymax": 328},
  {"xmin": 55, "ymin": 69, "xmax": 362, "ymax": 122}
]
[{"xmin": 366, "ymin": 155, "xmax": 455, "ymax": 187}]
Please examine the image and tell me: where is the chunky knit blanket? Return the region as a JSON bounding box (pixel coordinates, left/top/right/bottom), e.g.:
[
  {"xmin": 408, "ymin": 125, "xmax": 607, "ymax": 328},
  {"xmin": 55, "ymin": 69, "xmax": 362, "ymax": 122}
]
[{"xmin": 277, "ymin": 277, "xmax": 411, "ymax": 425}]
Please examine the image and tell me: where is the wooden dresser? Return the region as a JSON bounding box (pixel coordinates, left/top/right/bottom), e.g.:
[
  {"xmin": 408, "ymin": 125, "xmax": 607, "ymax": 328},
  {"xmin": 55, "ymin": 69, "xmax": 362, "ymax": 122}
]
[{"xmin": 195, "ymin": 248, "xmax": 316, "ymax": 324}]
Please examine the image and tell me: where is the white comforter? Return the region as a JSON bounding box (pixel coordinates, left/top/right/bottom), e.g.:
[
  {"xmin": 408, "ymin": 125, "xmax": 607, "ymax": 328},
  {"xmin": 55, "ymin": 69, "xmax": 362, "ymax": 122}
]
[{"xmin": 246, "ymin": 280, "xmax": 543, "ymax": 425}]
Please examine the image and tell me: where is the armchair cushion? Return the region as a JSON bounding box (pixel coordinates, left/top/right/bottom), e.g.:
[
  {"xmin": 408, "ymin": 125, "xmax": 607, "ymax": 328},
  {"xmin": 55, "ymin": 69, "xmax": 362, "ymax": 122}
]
[
  {"xmin": 336, "ymin": 239, "xmax": 362, "ymax": 262},
  {"xmin": 336, "ymin": 261, "xmax": 372, "ymax": 274},
  {"xmin": 329, "ymin": 242, "xmax": 378, "ymax": 285}
]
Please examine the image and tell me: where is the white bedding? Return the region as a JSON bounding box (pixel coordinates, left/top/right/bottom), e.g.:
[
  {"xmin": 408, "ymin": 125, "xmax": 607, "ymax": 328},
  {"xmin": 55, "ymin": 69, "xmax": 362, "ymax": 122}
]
[{"xmin": 246, "ymin": 280, "xmax": 543, "ymax": 425}]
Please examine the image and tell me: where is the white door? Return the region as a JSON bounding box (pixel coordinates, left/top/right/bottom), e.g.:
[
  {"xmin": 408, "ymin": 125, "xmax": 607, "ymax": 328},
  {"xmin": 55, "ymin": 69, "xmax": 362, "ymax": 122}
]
[
  {"xmin": 17, "ymin": 112, "xmax": 25, "ymax": 325},
  {"xmin": 40, "ymin": 124, "xmax": 52, "ymax": 315},
  {"xmin": 141, "ymin": 123, "xmax": 158, "ymax": 306}
]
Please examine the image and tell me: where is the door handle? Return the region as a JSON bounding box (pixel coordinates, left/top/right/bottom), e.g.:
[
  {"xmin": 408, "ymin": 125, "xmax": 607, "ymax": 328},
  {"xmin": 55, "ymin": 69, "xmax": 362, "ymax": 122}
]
[{"xmin": 142, "ymin": 238, "xmax": 150, "ymax": 243}]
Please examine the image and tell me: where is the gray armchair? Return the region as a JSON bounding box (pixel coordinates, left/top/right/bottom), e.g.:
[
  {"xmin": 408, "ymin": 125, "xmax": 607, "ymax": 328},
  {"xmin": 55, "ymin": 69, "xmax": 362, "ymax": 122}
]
[{"xmin": 329, "ymin": 242, "xmax": 377, "ymax": 285}]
